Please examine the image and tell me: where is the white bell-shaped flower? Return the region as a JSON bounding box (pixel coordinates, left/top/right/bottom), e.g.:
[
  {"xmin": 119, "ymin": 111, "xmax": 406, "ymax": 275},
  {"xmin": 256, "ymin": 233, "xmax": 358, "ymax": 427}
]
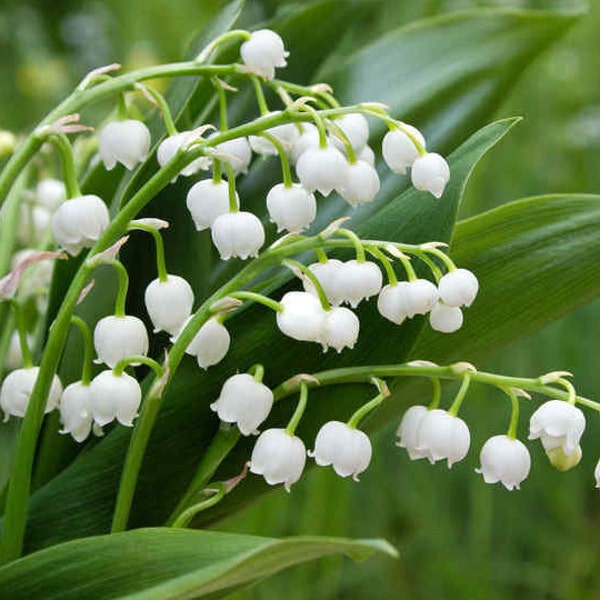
[
  {"xmin": 382, "ymin": 125, "xmax": 426, "ymax": 174},
  {"xmin": 211, "ymin": 211, "xmax": 265, "ymax": 260},
  {"xmin": 377, "ymin": 283, "xmax": 410, "ymax": 325},
  {"xmin": 276, "ymin": 291, "xmax": 327, "ymax": 342},
  {"xmin": 338, "ymin": 161, "xmax": 380, "ymax": 207},
  {"xmin": 249, "ymin": 113, "xmax": 299, "ymax": 156},
  {"xmin": 594, "ymin": 458, "xmax": 600, "ymax": 489},
  {"xmin": 35, "ymin": 178, "xmax": 66, "ymax": 210},
  {"xmin": 339, "ymin": 260, "xmax": 383, "ymax": 308},
  {"xmin": 182, "ymin": 317, "xmax": 230, "ymax": 369},
  {"xmin": 396, "ymin": 405, "xmax": 430, "ymax": 460},
  {"xmin": 98, "ymin": 119, "xmax": 151, "ymax": 171},
  {"xmin": 157, "ymin": 131, "xmax": 209, "ymax": 178},
  {"xmin": 405, "ymin": 279, "xmax": 439, "ymax": 317},
  {"xmin": 186, "ymin": 179, "xmax": 239, "ymax": 231},
  {"xmin": 529, "ymin": 399, "xmax": 585, "ymax": 454},
  {"xmin": 93, "ymin": 315, "xmax": 149, "ymax": 369},
  {"xmin": 51, "ymin": 195, "xmax": 110, "ymax": 256},
  {"xmin": 296, "ymin": 145, "xmax": 348, "ymax": 196},
  {"xmin": 59, "ymin": 381, "xmax": 93, "ymax": 442},
  {"xmin": 290, "ymin": 123, "xmax": 320, "ymax": 163},
  {"xmin": 330, "ymin": 114, "xmax": 370, "ymax": 152},
  {"xmin": 310, "ymin": 420, "xmax": 372, "ymax": 480},
  {"xmin": 438, "ymin": 268, "xmax": 479, "ymax": 307},
  {"xmin": 266, "ymin": 183, "xmax": 316, "ymax": 233},
  {"xmin": 0, "ymin": 366, "xmax": 62, "ymax": 421},
  {"xmin": 302, "ymin": 259, "xmax": 345, "ymax": 307},
  {"xmin": 240, "ymin": 29, "xmax": 289, "ymax": 79},
  {"xmin": 429, "ymin": 302, "xmax": 463, "ymax": 333},
  {"xmin": 144, "ymin": 274, "xmax": 194, "ymax": 334},
  {"xmin": 210, "ymin": 373, "xmax": 274, "ymax": 435},
  {"xmin": 249, "ymin": 427, "xmax": 306, "ymax": 491},
  {"xmin": 411, "ymin": 152, "xmax": 450, "ymax": 198},
  {"xmin": 356, "ymin": 144, "xmax": 375, "ymax": 167},
  {"xmin": 210, "ymin": 135, "xmax": 252, "ymax": 175},
  {"xmin": 90, "ymin": 370, "xmax": 141, "ymax": 426},
  {"xmin": 415, "ymin": 408, "xmax": 470, "ymax": 467},
  {"xmin": 18, "ymin": 204, "xmax": 51, "ymax": 245},
  {"xmin": 476, "ymin": 435, "xmax": 531, "ymax": 490},
  {"xmin": 320, "ymin": 306, "xmax": 359, "ymax": 353}
]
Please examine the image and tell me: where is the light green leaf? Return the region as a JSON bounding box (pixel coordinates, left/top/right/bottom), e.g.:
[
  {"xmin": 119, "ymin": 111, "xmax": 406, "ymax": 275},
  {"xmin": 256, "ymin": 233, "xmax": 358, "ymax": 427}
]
[{"xmin": 0, "ymin": 528, "xmax": 396, "ymax": 600}]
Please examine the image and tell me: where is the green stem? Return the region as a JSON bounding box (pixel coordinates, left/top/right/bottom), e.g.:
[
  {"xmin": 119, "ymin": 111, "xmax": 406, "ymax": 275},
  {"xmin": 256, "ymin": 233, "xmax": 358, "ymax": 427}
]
[
  {"xmin": 327, "ymin": 120, "xmax": 356, "ymax": 163},
  {"xmin": 250, "ymin": 75, "xmax": 269, "ymax": 116},
  {"xmin": 138, "ymin": 85, "xmax": 177, "ymax": 136},
  {"xmin": 229, "ymin": 290, "xmax": 282, "ymax": 313},
  {"xmin": 49, "ymin": 134, "xmax": 80, "ymax": 198},
  {"xmin": 315, "ymin": 248, "xmax": 328, "ymax": 263},
  {"xmin": 196, "ymin": 29, "xmax": 250, "ymax": 62},
  {"xmin": 504, "ymin": 387, "xmax": 520, "ymax": 440},
  {"xmin": 212, "ymin": 159, "xmax": 222, "ymax": 183},
  {"xmin": 426, "ymin": 247, "xmax": 456, "ymax": 273},
  {"xmin": 128, "ymin": 222, "xmax": 168, "ymax": 282},
  {"xmin": 429, "ymin": 377, "xmax": 441, "ymax": 409},
  {"xmin": 117, "ymin": 93, "xmax": 128, "ymax": 120},
  {"xmin": 285, "ymin": 382, "xmax": 308, "ymax": 436},
  {"xmin": 414, "ymin": 251, "xmax": 443, "ymax": 281},
  {"xmin": 282, "ymin": 258, "xmax": 330, "ymax": 310},
  {"xmin": 112, "ymin": 261, "xmax": 129, "ymax": 317},
  {"xmin": 557, "ymin": 378, "xmax": 577, "ymax": 405},
  {"xmin": 260, "ymin": 132, "xmax": 293, "ymax": 187},
  {"xmin": 113, "ymin": 355, "xmax": 164, "ymax": 377},
  {"xmin": 448, "ymin": 373, "xmax": 471, "ymax": 416},
  {"xmin": 223, "ymin": 163, "xmax": 239, "ymax": 211},
  {"xmin": 212, "ymin": 78, "xmax": 229, "ymax": 131},
  {"xmin": 70, "ymin": 316, "xmax": 94, "ymax": 385},
  {"xmin": 0, "ymin": 135, "xmax": 43, "ymax": 212},
  {"xmin": 10, "ymin": 301, "xmax": 32, "ymax": 369},
  {"xmin": 304, "ymin": 106, "xmax": 328, "ymax": 148},
  {"xmin": 250, "ymin": 363, "xmax": 265, "ymax": 383},
  {"xmin": 171, "ymin": 484, "xmax": 226, "ymax": 528},
  {"xmin": 367, "ymin": 246, "xmax": 397, "ymax": 285},
  {"xmin": 397, "ymin": 253, "xmax": 417, "ymax": 281},
  {"xmin": 336, "ymin": 229, "xmax": 365, "ymax": 262},
  {"xmin": 348, "ymin": 391, "xmax": 386, "ymax": 429}
]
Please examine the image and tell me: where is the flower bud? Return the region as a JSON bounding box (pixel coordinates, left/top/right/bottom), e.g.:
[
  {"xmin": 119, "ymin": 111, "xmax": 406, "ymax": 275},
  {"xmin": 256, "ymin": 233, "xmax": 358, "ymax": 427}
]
[
  {"xmin": 429, "ymin": 302, "xmax": 463, "ymax": 333},
  {"xmin": 310, "ymin": 421, "xmax": 372, "ymax": 480},
  {"xmin": 476, "ymin": 435, "xmax": 531, "ymax": 490},
  {"xmin": 249, "ymin": 428, "xmax": 306, "ymax": 491},
  {"xmin": 51, "ymin": 195, "xmax": 110, "ymax": 256},
  {"xmin": 396, "ymin": 405, "xmax": 429, "ymax": 460},
  {"xmin": 90, "ymin": 370, "xmax": 142, "ymax": 426},
  {"xmin": 144, "ymin": 274, "xmax": 194, "ymax": 334},
  {"xmin": 415, "ymin": 408, "xmax": 470, "ymax": 467},
  {"xmin": 296, "ymin": 145, "xmax": 348, "ymax": 197},
  {"xmin": 546, "ymin": 445, "xmax": 582, "ymax": 472},
  {"xmin": 240, "ymin": 29, "xmax": 289, "ymax": 79},
  {"xmin": 330, "ymin": 114, "xmax": 370, "ymax": 152},
  {"xmin": 302, "ymin": 259, "xmax": 345, "ymax": 307},
  {"xmin": 210, "ymin": 135, "xmax": 252, "ymax": 175},
  {"xmin": 186, "ymin": 179, "xmax": 239, "ymax": 231},
  {"xmin": 211, "ymin": 211, "xmax": 265, "ymax": 260},
  {"xmin": 0, "ymin": 367, "xmax": 62, "ymax": 421},
  {"xmin": 35, "ymin": 178, "xmax": 66, "ymax": 211},
  {"xmin": 210, "ymin": 373, "xmax": 274, "ymax": 435},
  {"xmin": 59, "ymin": 381, "xmax": 93, "ymax": 442},
  {"xmin": 320, "ymin": 306, "xmax": 359, "ymax": 353},
  {"xmin": 290, "ymin": 123, "xmax": 320, "ymax": 163},
  {"xmin": 181, "ymin": 317, "xmax": 230, "ymax": 369},
  {"xmin": 337, "ymin": 161, "xmax": 380, "ymax": 206},
  {"xmin": 266, "ymin": 183, "xmax": 316, "ymax": 233},
  {"xmin": 338, "ymin": 260, "xmax": 382, "ymax": 308},
  {"xmin": 93, "ymin": 315, "xmax": 149, "ymax": 368},
  {"xmin": 157, "ymin": 131, "xmax": 209, "ymax": 179},
  {"xmin": 382, "ymin": 125, "xmax": 426, "ymax": 174},
  {"xmin": 411, "ymin": 152, "xmax": 450, "ymax": 198},
  {"xmin": 276, "ymin": 291, "xmax": 327, "ymax": 342},
  {"xmin": 438, "ymin": 268, "xmax": 479, "ymax": 307},
  {"xmin": 528, "ymin": 399, "xmax": 585, "ymax": 455},
  {"xmin": 98, "ymin": 119, "xmax": 151, "ymax": 171}
]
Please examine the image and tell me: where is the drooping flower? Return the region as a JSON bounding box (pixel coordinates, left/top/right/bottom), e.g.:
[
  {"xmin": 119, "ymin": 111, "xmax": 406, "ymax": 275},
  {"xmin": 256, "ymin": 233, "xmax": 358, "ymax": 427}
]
[
  {"xmin": 414, "ymin": 408, "xmax": 470, "ymax": 467},
  {"xmin": 337, "ymin": 161, "xmax": 380, "ymax": 207},
  {"xmin": 266, "ymin": 183, "xmax": 316, "ymax": 233},
  {"xmin": 210, "ymin": 373, "xmax": 273, "ymax": 435},
  {"xmin": 180, "ymin": 317, "xmax": 230, "ymax": 369},
  {"xmin": 330, "ymin": 113, "xmax": 370, "ymax": 152},
  {"xmin": 249, "ymin": 428, "xmax": 306, "ymax": 491},
  {"xmin": 98, "ymin": 119, "xmax": 151, "ymax": 171},
  {"xmin": 211, "ymin": 211, "xmax": 265, "ymax": 260},
  {"xmin": 338, "ymin": 260, "xmax": 382, "ymax": 308},
  {"xmin": 529, "ymin": 399, "xmax": 585, "ymax": 455},
  {"xmin": 476, "ymin": 435, "xmax": 531, "ymax": 490},
  {"xmin": 276, "ymin": 291, "xmax": 327, "ymax": 343},
  {"xmin": 377, "ymin": 283, "xmax": 410, "ymax": 325},
  {"xmin": 295, "ymin": 145, "xmax": 348, "ymax": 197},
  {"xmin": 319, "ymin": 306, "xmax": 360, "ymax": 353},
  {"xmin": 51, "ymin": 195, "xmax": 110, "ymax": 256},
  {"xmin": 210, "ymin": 135, "xmax": 252, "ymax": 175},
  {"xmin": 382, "ymin": 125, "xmax": 426, "ymax": 174},
  {"xmin": 290, "ymin": 123, "xmax": 320, "ymax": 163},
  {"xmin": 186, "ymin": 179, "xmax": 239, "ymax": 231},
  {"xmin": 411, "ymin": 152, "xmax": 450, "ymax": 198},
  {"xmin": 240, "ymin": 29, "xmax": 289, "ymax": 79},
  {"xmin": 429, "ymin": 302, "xmax": 463, "ymax": 333},
  {"xmin": 157, "ymin": 131, "xmax": 209, "ymax": 179},
  {"xmin": 310, "ymin": 421, "xmax": 372, "ymax": 480},
  {"xmin": 89, "ymin": 370, "xmax": 142, "ymax": 427},
  {"xmin": 144, "ymin": 274, "xmax": 194, "ymax": 334},
  {"xmin": 249, "ymin": 113, "xmax": 299, "ymax": 155},
  {"xmin": 59, "ymin": 381, "xmax": 94, "ymax": 442},
  {"xmin": 438, "ymin": 268, "xmax": 479, "ymax": 307},
  {"xmin": 35, "ymin": 178, "xmax": 66, "ymax": 210},
  {"xmin": 302, "ymin": 259, "xmax": 345, "ymax": 307},
  {"xmin": 93, "ymin": 315, "xmax": 149, "ymax": 368},
  {"xmin": 396, "ymin": 405, "xmax": 429, "ymax": 460}
]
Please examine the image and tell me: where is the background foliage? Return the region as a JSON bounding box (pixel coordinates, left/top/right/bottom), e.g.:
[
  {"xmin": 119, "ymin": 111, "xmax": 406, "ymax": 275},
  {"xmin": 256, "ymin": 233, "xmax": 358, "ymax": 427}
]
[{"xmin": 0, "ymin": 0, "xmax": 598, "ymax": 598}]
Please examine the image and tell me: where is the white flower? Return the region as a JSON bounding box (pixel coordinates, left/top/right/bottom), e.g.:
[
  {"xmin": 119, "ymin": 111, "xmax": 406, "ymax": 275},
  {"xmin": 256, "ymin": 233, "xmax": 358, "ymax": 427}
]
[
  {"xmin": 240, "ymin": 29, "xmax": 289, "ymax": 79},
  {"xmin": 249, "ymin": 113, "xmax": 299, "ymax": 156},
  {"xmin": 338, "ymin": 260, "xmax": 382, "ymax": 308},
  {"xmin": 35, "ymin": 178, "xmax": 66, "ymax": 210},
  {"xmin": 18, "ymin": 205, "xmax": 51, "ymax": 245},
  {"xmin": 406, "ymin": 279, "xmax": 439, "ymax": 316},
  {"xmin": 276, "ymin": 291, "xmax": 326, "ymax": 342},
  {"xmin": 93, "ymin": 315, "xmax": 149, "ymax": 369},
  {"xmin": 330, "ymin": 114, "xmax": 370, "ymax": 152},
  {"xmin": 157, "ymin": 131, "xmax": 209, "ymax": 179},
  {"xmin": 476, "ymin": 435, "xmax": 531, "ymax": 490},
  {"xmin": 377, "ymin": 283, "xmax": 410, "ymax": 325},
  {"xmin": 320, "ymin": 306, "xmax": 359, "ymax": 353},
  {"xmin": 144, "ymin": 275, "xmax": 194, "ymax": 334},
  {"xmin": 302, "ymin": 259, "xmax": 345, "ymax": 306},
  {"xmin": 186, "ymin": 179, "xmax": 239, "ymax": 231},
  {"xmin": 382, "ymin": 125, "xmax": 426, "ymax": 174},
  {"xmin": 396, "ymin": 405, "xmax": 429, "ymax": 460},
  {"xmin": 411, "ymin": 152, "xmax": 450, "ymax": 198},
  {"xmin": 438, "ymin": 268, "xmax": 479, "ymax": 307},
  {"xmin": 59, "ymin": 381, "xmax": 93, "ymax": 442},
  {"xmin": 210, "ymin": 135, "xmax": 252, "ymax": 176},
  {"xmin": 90, "ymin": 370, "xmax": 141, "ymax": 426},
  {"xmin": 210, "ymin": 373, "xmax": 273, "ymax": 435},
  {"xmin": 0, "ymin": 367, "xmax": 62, "ymax": 422},
  {"xmin": 310, "ymin": 421, "xmax": 371, "ymax": 480},
  {"xmin": 98, "ymin": 119, "xmax": 151, "ymax": 171},
  {"xmin": 51, "ymin": 195, "xmax": 110, "ymax": 256},
  {"xmin": 529, "ymin": 399, "xmax": 585, "ymax": 454},
  {"xmin": 290, "ymin": 123, "xmax": 320, "ymax": 163},
  {"xmin": 429, "ymin": 302, "xmax": 463, "ymax": 333},
  {"xmin": 295, "ymin": 145, "xmax": 348, "ymax": 196},
  {"xmin": 249, "ymin": 428, "xmax": 306, "ymax": 491},
  {"xmin": 338, "ymin": 161, "xmax": 380, "ymax": 206},
  {"xmin": 182, "ymin": 317, "xmax": 230, "ymax": 369},
  {"xmin": 356, "ymin": 144, "xmax": 375, "ymax": 167},
  {"xmin": 595, "ymin": 458, "xmax": 600, "ymax": 489},
  {"xmin": 211, "ymin": 211, "xmax": 265, "ymax": 260},
  {"xmin": 546, "ymin": 445, "xmax": 582, "ymax": 471},
  {"xmin": 415, "ymin": 408, "xmax": 470, "ymax": 467},
  {"xmin": 266, "ymin": 183, "xmax": 316, "ymax": 233}
]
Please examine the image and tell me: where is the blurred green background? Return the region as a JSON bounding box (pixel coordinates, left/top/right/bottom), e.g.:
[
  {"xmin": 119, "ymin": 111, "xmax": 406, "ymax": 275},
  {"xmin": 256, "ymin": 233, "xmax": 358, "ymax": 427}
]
[{"xmin": 1, "ymin": 0, "xmax": 598, "ymax": 598}]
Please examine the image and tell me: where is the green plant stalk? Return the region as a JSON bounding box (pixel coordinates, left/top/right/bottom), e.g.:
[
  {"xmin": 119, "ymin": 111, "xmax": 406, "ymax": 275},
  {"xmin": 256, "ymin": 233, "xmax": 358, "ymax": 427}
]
[
  {"xmin": 504, "ymin": 387, "xmax": 520, "ymax": 440},
  {"xmin": 285, "ymin": 382, "xmax": 309, "ymax": 436},
  {"xmin": 112, "ymin": 261, "xmax": 130, "ymax": 318},
  {"xmin": 127, "ymin": 222, "xmax": 168, "ymax": 283},
  {"xmin": 171, "ymin": 484, "xmax": 226, "ymax": 528},
  {"xmin": 213, "ymin": 78, "xmax": 229, "ymax": 130},
  {"xmin": 448, "ymin": 373, "xmax": 471, "ymax": 416},
  {"xmin": 70, "ymin": 316, "xmax": 94, "ymax": 385},
  {"xmin": 10, "ymin": 301, "xmax": 33, "ymax": 369},
  {"xmin": 260, "ymin": 132, "xmax": 293, "ymax": 187}
]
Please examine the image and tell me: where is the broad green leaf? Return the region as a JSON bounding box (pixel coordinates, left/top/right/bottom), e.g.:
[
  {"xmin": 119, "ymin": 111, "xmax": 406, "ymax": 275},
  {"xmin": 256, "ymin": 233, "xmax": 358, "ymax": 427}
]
[{"xmin": 0, "ymin": 528, "xmax": 396, "ymax": 599}]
